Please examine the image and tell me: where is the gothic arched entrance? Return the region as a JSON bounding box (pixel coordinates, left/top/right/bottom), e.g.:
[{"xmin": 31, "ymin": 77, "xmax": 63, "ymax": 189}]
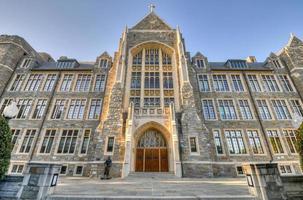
[{"xmin": 135, "ymin": 129, "xmax": 168, "ymax": 172}]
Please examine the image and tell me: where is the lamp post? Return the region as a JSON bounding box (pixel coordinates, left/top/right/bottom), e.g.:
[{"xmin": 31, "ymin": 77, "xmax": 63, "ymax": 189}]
[{"xmin": 3, "ymin": 101, "xmax": 19, "ymax": 120}]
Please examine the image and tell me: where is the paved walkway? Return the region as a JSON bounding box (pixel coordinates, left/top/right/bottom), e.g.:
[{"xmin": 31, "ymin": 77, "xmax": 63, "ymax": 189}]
[{"xmin": 48, "ymin": 174, "xmax": 255, "ymax": 199}]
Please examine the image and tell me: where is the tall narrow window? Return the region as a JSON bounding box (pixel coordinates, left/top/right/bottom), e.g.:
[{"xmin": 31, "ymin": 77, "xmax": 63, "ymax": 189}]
[
  {"xmin": 40, "ymin": 130, "xmax": 56, "ymax": 154},
  {"xmin": 162, "ymin": 52, "xmax": 171, "ymax": 65},
  {"xmin": 11, "ymin": 129, "xmax": 21, "ymax": 149},
  {"xmin": 10, "ymin": 74, "xmax": 25, "ymax": 91},
  {"xmin": 145, "ymin": 49, "xmax": 159, "ymax": 65},
  {"xmin": 51, "ymin": 99, "xmax": 66, "ymax": 119},
  {"xmin": 16, "ymin": 99, "xmax": 33, "ymax": 119},
  {"xmin": 231, "ymin": 75, "xmax": 244, "ymax": 92},
  {"xmin": 99, "ymin": 59, "xmax": 108, "ymax": 68},
  {"xmin": 60, "ymin": 74, "xmax": 73, "ymax": 92},
  {"xmin": 57, "ymin": 130, "xmax": 78, "ymax": 154},
  {"xmin": 213, "ymin": 130, "xmax": 223, "ymax": 154},
  {"xmin": 267, "ymin": 130, "xmax": 284, "ymax": 154},
  {"xmin": 43, "ymin": 74, "xmax": 57, "ymax": 91},
  {"xmin": 75, "ymin": 74, "xmax": 92, "ymax": 92},
  {"xmin": 278, "ymin": 75, "xmax": 294, "ymax": 92},
  {"xmin": 144, "ymin": 72, "xmax": 160, "ymax": 88},
  {"xmin": 290, "ymin": 99, "xmax": 303, "ymax": 117},
  {"xmin": 256, "ymin": 100, "xmax": 272, "ymax": 120},
  {"xmin": 88, "ymin": 99, "xmax": 102, "ymax": 119},
  {"xmin": 189, "ymin": 137, "xmax": 198, "ymax": 153},
  {"xmin": 24, "ymin": 74, "xmax": 43, "ymax": 91},
  {"xmin": 67, "ymin": 99, "xmax": 86, "ymax": 119},
  {"xmin": 198, "ymin": 75, "xmax": 210, "ymax": 92},
  {"xmin": 238, "ymin": 99, "xmax": 253, "ymax": 120},
  {"xmin": 19, "ymin": 129, "xmax": 36, "ymax": 153},
  {"xmin": 283, "ymin": 130, "xmax": 297, "ymax": 154},
  {"xmin": 196, "ymin": 59, "xmax": 205, "ymax": 68},
  {"xmin": 218, "ymin": 100, "xmax": 237, "ymax": 120},
  {"xmin": 131, "ymin": 72, "xmax": 141, "ymax": 89},
  {"xmin": 271, "ymin": 100, "xmax": 291, "ymax": 120},
  {"xmin": 106, "ymin": 136, "xmax": 115, "ymax": 153},
  {"xmin": 213, "ymin": 75, "xmax": 229, "ymax": 91},
  {"xmin": 0, "ymin": 98, "xmax": 12, "ymax": 115},
  {"xmin": 20, "ymin": 58, "xmax": 32, "ymax": 68},
  {"xmin": 32, "ymin": 99, "xmax": 47, "ymax": 119},
  {"xmin": 133, "ymin": 51, "xmax": 142, "ymax": 65},
  {"xmin": 144, "ymin": 98, "xmax": 160, "ymax": 107},
  {"xmin": 202, "ymin": 99, "xmax": 216, "ymax": 120},
  {"xmin": 225, "ymin": 130, "xmax": 246, "ymax": 154},
  {"xmin": 164, "ymin": 98, "xmax": 174, "ymax": 106},
  {"xmin": 247, "ymin": 130, "xmax": 264, "ymax": 154},
  {"xmin": 247, "ymin": 75, "xmax": 261, "ymax": 92},
  {"xmin": 262, "ymin": 75, "xmax": 280, "ymax": 92},
  {"xmin": 163, "ymin": 72, "xmax": 173, "ymax": 88},
  {"xmin": 94, "ymin": 74, "xmax": 106, "ymax": 92},
  {"xmin": 272, "ymin": 59, "xmax": 283, "ymax": 68},
  {"xmin": 130, "ymin": 97, "xmax": 140, "ymax": 107},
  {"xmin": 80, "ymin": 129, "xmax": 91, "ymax": 154}
]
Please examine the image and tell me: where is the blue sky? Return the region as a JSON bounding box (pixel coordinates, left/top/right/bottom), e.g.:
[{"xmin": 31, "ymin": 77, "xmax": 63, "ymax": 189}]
[{"xmin": 0, "ymin": 0, "xmax": 302, "ymax": 62}]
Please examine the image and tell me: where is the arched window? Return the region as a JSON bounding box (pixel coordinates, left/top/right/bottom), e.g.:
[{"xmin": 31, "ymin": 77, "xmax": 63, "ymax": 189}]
[{"xmin": 137, "ymin": 130, "xmax": 166, "ymax": 148}]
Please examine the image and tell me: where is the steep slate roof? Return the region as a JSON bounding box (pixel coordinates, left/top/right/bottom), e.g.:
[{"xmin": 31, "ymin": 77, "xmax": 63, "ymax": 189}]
[
  {"xmin": 132, "ymin": 11, "xmax": 172, "ymax": 30},
  {"xmin": 32, "ymin": 61, "xmax": 94, "ymax": 71},
  {"xmin": 208, "ymin": 61, "xmax": 271, "ymax": 71}
]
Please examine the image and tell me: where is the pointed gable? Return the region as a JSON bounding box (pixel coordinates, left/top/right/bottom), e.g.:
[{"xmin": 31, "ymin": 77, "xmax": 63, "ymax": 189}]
[
  {"xmin": 132, "ymin": 12, "xmax": 172, "ymax": 30},
  {"xmin": 287, "ymin": 34, "xmax": 303, "ymax": 47}
]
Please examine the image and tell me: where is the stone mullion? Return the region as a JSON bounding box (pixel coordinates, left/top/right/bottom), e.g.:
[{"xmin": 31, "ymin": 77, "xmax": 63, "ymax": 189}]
[
  {"xmin": 159, "ymin": 48, "xmax": 164, "ymax": 108},
  {"xmin": 140, "ymin": 48, "xmax": 146, "ymax": 108}
]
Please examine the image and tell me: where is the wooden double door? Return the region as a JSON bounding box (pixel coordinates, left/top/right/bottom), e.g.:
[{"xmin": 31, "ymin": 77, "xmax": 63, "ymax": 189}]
[{"xmin": 135, "ymin": 148, "xmax": 168, "ymax": 172}]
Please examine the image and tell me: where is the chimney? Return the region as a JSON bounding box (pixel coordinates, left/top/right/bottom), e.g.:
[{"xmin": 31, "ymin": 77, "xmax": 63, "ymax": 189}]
[{"xmin": 246, "ymin": 56, "xmax": 257, "ymax": 63}]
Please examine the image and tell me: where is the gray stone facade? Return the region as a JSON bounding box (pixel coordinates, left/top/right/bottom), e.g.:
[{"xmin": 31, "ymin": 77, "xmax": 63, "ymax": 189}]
[{"xmin": 0, "ymin": 11, "xmax": 302, "ymax": 178}]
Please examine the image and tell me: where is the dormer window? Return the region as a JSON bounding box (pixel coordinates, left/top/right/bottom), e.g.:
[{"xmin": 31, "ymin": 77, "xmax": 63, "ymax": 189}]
[
  {"xmin": 227, "ymin": 60, "xmax": 248, "ymax": 69},
  {"xmin": 99, "ymin": 59, "xmax": 108, "ymax": 68},
  {"xmin": 196, "ymin": 59, "xmax": 205, "ymax": 68},
  {"xmin": 56, "ymin": 61, "xmax": 75, "ymax": 69},
  {"xmin": 20, "ymin": 58, "xmax": 32, "ymax": 68},
  {"xmin": 272, "ymin": 59, "xmax": 283, "ymax": 69}
]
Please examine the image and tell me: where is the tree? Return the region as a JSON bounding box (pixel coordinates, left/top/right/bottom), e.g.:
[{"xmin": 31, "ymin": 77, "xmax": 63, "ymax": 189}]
[
  {"xmin": 0, "ymin": 116, "xmax": 12, "ymax": 180},
  {"xmin": 296, "ymin": 122, "xmax": 303, "ymax": 171}
]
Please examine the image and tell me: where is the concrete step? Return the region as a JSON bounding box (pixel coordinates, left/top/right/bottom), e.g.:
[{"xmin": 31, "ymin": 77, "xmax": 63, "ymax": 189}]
[
  {"xmin": 47, "ymin": 195, "xmax": 256, "ymax": 200},
  {"xmin": 127, "ymin": 172, "xmax": 177, "ymax": 179}
]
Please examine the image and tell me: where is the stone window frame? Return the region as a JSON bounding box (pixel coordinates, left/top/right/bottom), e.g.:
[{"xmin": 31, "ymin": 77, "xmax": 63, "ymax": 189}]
[
  {"xmin": 65, "ymin": 98, "xmax": 87, "ymax": 120},
  {"xmin": 246, "ymin": 74, "xmax": 263, "ymax": 92},
  {"xmin": 278, "ymin": 164, "xmax": 295, "ymax": 175},
  {"xmin": 277, "ymin": 74, "xmax": 296, "ymax": 93},
  {"xmin": 188, "ymin": 135, "xmax": 200, "ymax": 155},
  {"xmin": 201, "ymin": 98, "xmax": 217, "ymax": 121},
  {"xmin": 8, "ymin": 73, "xmax": 25, "ymax": 92},
  {"xmin": 197, "ymin": 74, "xmax": 211, "ymax": 92},
  {"xmin": 266, "ymin": 129, "xmax": 287, "ymax": 155},
  {"xmin": 261, "ymin": 74, "xmax": 282, "ymax": 92},
  {"xmin": 237, "ymin": 98, "xmax": 255, "ymax": 121},
  {"xmin": 255, "ymin": 98, "xmax": 275, "ymax": 121},
  {"xmin": 74, "ymin": 73, "xmax": 92, "ymax": 92},
  {"xmin": 48, "ymin": 98, "xmax": 68, "ymax": 120},
  {"xmin": 30, "ymin": 98, "xmax": 48, "ymax": 120},
  {"xmin": 37, "ymin": 129, "xmax": 58, "ymax": 155},
  {"xmin": 230, "ymin": 73, "xmax": 246, "ymax": 92},
  {"xmin": 42, "ymin": 73, "xmax": 58, "ymax": 92},
  {"xmin": 245, "ymin": 129, "xmax": 266, "ymax": 156},
  {"xmin": 55, "ymin": 129, "xmax": 80, "ymax": 155},
  {"xmin": 11, "ymin": 128, "xmax": 21, "ymax": 152},
  {"xmin": 19, "ymin": 58, "xmax": 33, "ymax": 69},
  {"xmin": 216, "ymin": 98, "xmax": 239, "ymax": 121},
  {"xmin": 270, "ymin": 98, "xmax": 292, "ymax": 120},
  {"xmin": 282, "ymin": 129, "xmax": 298, "ymax": 155},
  {"xmin": 87, "ymin": 98, "xmax": 103, "ymax": 120},
  {"xmin": 195, "ymin": 59, "xmax": 205, "ymax": 68},
  {"xmin": 99, "ymin": 59, "xmax": 108, "ymax": 68},
  {"xmin": 73, "ymin": 165, "xmax": 84, "ymax": 176},
  {"xmin": 9, "ymin": 163, "xmax": 25, "ymax": 175},
  {"xmin": 212, "ymin": 74, "xmax": 231, "ymax": 92},
  {"xmin": 94, "ymin": 74, "xmax": 107, "ymax": 92},
  {"xmin": 58, "ymin": 73, "xmax": 75, "ymax": 92},
  {"xmin": 0, "ymin": 98, "xmax": 13, "ymax": 115},
  {"xmin": 212, "ymin": 129, "xmax": 225, "ymax": 156},
  {"xmin": 15, "ymin": 98, "xmax": 34, "ymax": 120},
  {"xmin": 59, "ymin": 165, "xmax": 68, "ymax": 176},
  {"xmin": 23, "ymin": 73, "xmax": 44, "ymax": 92},
  {"xmin": 104, "ymin": 136, "xmax": 115, "ymax": 156},
  {"xmin": 17, "ymin": 129, "xmax": 38, "ymax": 154},
  {"xmin": 79, "ymin": 129, "xmax": 91, "ymax": 155},
  {"xmin": 223, "ymin": 129, "xmax": 248, "ymax": 156},
  {"xmin": 271, "ymin": 59, "xmax": 284, "ymax": 69},
  {"xmin": 235, "ymin": 165, "xmax": 245, "ymax": 176},
  {"xmin": 289, "ymin": 98, "xmax": 303, "ymax": 117}
]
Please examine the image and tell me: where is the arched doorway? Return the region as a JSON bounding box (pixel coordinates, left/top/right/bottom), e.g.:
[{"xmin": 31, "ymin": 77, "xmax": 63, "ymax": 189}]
[{"xmin": 135, "ymin": 129, "xmax": 168, "ymax": 172}]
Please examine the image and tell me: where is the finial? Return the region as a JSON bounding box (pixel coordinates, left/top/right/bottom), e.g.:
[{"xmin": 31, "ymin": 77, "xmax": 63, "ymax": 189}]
[
  {"xmin": 148, "ymin": 4, "xmax": 155, "ymax": 13},
  {"xmin": 290, "ymin": 32, "xmax": 295, "ymax": 37}
]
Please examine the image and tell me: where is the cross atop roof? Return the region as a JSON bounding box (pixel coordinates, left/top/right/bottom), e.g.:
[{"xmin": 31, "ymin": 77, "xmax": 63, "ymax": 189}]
[{"xmin": 148, "ymin": 4, "xmax": 155, "ymax": 13}]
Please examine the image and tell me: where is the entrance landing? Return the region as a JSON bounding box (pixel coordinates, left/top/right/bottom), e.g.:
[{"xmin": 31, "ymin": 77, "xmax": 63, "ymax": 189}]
[{"xmin": 48, "ymin": 174, "xmax": 255, "ymax": 200}]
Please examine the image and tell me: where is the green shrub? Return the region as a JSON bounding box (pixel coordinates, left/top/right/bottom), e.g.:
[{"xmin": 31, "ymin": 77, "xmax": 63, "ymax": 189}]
[
  {"xmin": 0, "ymin": 116, "xmax": 12, "ymax": 180},
  {"xmin": 296, "ymin": 122, "xmax": 303, "ymax": 171}
]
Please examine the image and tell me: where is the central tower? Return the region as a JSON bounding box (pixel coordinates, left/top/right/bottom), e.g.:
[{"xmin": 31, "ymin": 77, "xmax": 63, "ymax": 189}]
[{"xmin": 96, "ymin": 9, "xmax": 211, "ymax": 177}]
